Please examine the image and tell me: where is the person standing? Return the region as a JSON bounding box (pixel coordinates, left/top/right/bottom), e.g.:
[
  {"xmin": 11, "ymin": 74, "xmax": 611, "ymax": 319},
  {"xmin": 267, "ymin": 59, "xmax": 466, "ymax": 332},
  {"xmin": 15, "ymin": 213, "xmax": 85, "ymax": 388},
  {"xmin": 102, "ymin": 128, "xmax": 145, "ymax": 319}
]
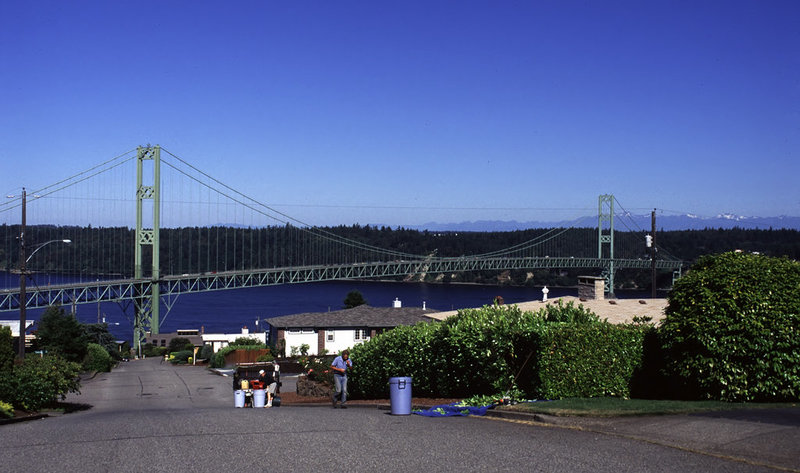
[
  {"xmin": 258, "ymin": 369, "xmax": 277, "ymax": 407},
  {"xmin": 330, "ymin": 350, "xmax": 352, "ymax": 408}
]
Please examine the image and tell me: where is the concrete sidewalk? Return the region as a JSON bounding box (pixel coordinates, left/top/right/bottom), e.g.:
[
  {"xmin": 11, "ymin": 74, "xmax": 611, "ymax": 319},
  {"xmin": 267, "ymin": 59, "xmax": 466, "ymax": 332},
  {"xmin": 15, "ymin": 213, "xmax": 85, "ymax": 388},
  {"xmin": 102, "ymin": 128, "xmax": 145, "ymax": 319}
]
[{"xmin": 487, "ymin": 406, "xmax": 800, "ymax": 472}]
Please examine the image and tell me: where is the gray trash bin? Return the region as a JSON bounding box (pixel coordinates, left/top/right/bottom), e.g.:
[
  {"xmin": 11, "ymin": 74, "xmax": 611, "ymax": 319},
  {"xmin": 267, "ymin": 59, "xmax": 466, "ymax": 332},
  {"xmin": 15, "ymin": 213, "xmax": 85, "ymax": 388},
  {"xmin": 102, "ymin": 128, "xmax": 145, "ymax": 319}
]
[{"xmin": 388, "ymin": 377, "xmax": 412, "ymax": 415}]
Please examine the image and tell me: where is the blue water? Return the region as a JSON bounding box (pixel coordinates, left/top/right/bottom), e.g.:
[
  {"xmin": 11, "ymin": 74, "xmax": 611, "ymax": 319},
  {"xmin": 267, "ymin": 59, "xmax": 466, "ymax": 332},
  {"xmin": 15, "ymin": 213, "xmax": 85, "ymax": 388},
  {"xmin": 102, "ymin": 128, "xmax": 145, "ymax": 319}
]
[{"xmin": 1, "ymin": 272, "xmax": 657, "ymax": 343}]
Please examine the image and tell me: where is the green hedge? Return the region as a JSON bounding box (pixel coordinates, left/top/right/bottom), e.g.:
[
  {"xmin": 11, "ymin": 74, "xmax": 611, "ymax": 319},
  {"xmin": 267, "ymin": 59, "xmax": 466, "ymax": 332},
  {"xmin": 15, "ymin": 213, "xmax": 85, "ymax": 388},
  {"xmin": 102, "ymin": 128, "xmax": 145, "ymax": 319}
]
[
  {"xmin": 350, "ymin": 322, "xmax": 441, "ymax": 398},
  {"xmin": 349, "ymin": 302, "xmax": 645, "ymax": 400},
  {"xmin": 535, "ymin": 323, "xmax": 649, "ymax": 398}
]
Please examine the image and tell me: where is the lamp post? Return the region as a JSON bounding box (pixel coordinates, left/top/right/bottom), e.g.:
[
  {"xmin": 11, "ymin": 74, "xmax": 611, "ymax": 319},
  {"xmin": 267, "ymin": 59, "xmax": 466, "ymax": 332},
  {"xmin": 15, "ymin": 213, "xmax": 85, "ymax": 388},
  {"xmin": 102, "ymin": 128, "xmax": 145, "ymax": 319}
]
[
  {"xmin": 14, "ymin": 186, "xmax": 72, "ymax": 358},
  {"xmin": 17, "ymin": 188, "xmax": 26, "ymax": 359}
]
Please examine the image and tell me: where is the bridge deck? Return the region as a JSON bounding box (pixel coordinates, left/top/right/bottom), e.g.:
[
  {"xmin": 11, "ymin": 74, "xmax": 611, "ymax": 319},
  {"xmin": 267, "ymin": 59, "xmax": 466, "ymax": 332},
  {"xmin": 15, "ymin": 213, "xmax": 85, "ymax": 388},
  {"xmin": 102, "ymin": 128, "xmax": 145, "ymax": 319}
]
[{"xmin": 1, "ymin": 256, "xmax": 682, "ymax": 311}]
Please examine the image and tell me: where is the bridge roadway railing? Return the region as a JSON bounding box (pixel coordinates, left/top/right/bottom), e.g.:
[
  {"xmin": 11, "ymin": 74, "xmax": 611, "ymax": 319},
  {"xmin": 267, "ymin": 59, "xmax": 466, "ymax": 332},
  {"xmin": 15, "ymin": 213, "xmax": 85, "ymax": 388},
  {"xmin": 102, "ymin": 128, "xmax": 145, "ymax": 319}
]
[{"xmin": 0, "ymin": 256, "xmax": 682, "ymax": 311}]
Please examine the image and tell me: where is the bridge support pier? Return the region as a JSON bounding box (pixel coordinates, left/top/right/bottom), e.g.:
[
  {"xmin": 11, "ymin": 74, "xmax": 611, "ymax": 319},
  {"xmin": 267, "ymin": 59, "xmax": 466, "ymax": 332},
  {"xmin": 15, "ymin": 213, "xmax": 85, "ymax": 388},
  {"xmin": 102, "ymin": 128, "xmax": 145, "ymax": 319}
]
[
  {"xmin": 598, "ymin": 194, "xmax": 615, "ymax": 296},
  {"xmin": 134, "ymin": 145, "xmax": 161, "ymax": 355}
]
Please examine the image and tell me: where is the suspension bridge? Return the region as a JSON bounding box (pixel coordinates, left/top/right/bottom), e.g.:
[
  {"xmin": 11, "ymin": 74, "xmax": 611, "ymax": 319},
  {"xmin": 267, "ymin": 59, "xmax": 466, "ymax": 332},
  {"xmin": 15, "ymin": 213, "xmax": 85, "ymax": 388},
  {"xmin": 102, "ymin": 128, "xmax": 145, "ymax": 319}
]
[{"xmin": 1, "ymin": 145, "xmax": 683, "ymax": 349}]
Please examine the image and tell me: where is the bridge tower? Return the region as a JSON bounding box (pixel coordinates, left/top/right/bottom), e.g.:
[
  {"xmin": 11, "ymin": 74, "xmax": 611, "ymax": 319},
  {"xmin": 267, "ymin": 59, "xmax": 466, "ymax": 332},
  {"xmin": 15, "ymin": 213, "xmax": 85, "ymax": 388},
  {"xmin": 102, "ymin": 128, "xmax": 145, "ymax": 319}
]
[
  {"xmin": 134, "ymin": 145, "xmax": 161, "ymax": 354},
  {"xmin": 598, "ymin": 194, "xmax": 615, "ymax": 296}
]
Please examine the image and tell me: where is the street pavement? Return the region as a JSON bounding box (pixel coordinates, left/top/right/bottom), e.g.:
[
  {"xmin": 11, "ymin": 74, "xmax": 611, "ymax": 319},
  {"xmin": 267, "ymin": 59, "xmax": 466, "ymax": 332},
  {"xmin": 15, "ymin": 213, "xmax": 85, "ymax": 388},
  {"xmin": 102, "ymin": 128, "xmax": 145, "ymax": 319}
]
[{"xmin": 0, "ymin": 357, "xmax": 798, "ymax": 472}]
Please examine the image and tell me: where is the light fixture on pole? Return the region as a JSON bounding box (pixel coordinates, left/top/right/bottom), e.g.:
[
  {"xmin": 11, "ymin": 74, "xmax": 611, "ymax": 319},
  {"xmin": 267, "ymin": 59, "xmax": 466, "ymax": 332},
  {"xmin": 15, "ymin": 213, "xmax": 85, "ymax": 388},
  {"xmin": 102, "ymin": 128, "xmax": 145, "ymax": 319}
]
[{"xmin": 12, "ymin": 185, "xmax": 72, "ymax": 359}]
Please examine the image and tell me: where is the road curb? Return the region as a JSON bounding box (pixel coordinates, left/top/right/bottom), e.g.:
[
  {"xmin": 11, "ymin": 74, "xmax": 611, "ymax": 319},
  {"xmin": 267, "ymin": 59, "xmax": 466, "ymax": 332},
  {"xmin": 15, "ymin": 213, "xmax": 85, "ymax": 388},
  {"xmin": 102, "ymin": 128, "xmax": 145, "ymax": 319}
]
[{"xmin": 0, "ymin": 413, "xmax": 48, "ymax": 425}]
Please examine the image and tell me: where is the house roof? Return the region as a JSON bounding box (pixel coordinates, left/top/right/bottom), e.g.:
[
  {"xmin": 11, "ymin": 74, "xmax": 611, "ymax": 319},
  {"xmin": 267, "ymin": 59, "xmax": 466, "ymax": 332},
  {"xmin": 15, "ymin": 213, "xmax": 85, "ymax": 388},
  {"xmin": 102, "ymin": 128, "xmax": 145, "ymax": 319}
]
[{"xmin": 265, "ymin": 305, "xmax": 438, "ymax": 329}]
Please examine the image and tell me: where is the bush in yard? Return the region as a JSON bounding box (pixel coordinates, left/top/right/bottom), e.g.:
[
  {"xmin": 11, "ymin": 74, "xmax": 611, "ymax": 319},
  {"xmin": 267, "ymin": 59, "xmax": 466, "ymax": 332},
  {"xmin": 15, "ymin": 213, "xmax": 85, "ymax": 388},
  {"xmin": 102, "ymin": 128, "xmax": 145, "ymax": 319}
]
[
  {"xmin": 170, "ymin": 350, "xmax": 194, "ymax": 364},
  {"xmin": 255, "ymin": 351, "xmax": 274, "ymax": 363},
  {"xmin": 83, "ymin": 343, "xmax": 114, "ymax": 372},
  {"xmin": 535, "ymin": 323, "xmax": 650, "ymax": 398},
  {"xmin": 83, "ymin": 323, "xmax": 120, "ymax": 360},
  {"xmin": 230, "ymin": 337, "xmax": 265, "ymax": 347},
  {"xmin": 350, "ymin": 322, "xmax": 440, "ymax": 398},
  {"xmin": 660, "ymin": 252, "xmax": 800, "ymax": 401},
  {"xmin": 168, "ymin": 337, "xmax": 194, "ymax": 353},
  {"xmin": 305, "ymin": 355, "xmax": 335, "ymax": 387},
  {"xmin": 2, "ymin": 355, "xmax": 81, "ymax": 411},
  {"xmin": 0, "ymin": 400, "xmax": 13, "ymax": 418},
  {"xmin": 143, "ymin": 343, "xmax": 167, "ymax": 358},
  {"xmin": 198, "ymin": 344, "xmax": 214, "ymax": 361},
  {"xmin": 430, "ymin": 304, "xmax": 538, "ymax": 397},
  {"xmin": 538, "ymin": 298, "xmax": 601, "ymax": 324},
  {"xmin": 350, "ymin": 301, "xmax": 651, "ymax": 400}
]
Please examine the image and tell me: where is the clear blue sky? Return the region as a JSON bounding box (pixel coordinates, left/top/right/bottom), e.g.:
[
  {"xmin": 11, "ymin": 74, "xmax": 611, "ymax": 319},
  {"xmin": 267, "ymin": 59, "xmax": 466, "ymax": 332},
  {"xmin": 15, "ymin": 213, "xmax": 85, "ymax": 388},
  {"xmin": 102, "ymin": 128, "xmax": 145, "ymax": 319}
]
[{"xmin": 2, "ymin": 1, "xmax": 798, "ymax": 227}]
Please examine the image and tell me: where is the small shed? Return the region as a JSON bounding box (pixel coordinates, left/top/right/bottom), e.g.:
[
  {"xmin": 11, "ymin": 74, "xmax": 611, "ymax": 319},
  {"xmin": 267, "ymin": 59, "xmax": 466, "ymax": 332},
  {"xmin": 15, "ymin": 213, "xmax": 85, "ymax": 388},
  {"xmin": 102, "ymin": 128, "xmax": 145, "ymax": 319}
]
[{"xmin": 578, "ymin": 276, "xmax": 605, "ymax": 300}]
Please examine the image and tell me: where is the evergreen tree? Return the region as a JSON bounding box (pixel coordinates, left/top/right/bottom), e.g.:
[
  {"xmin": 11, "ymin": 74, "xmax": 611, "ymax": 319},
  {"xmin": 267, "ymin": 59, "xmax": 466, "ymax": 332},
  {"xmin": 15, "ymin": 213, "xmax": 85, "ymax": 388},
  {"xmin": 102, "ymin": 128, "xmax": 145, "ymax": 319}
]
[
  {"xmin": 0, "ymin": 326, "xmax": 14, "ymax": 373},
  {"xmin": 35, "ymin": 306, "xmax": 89, "ymax": 363},
  {"xmin": 343, "ymin": 290, "xmax": 368, "ymax": 309}
]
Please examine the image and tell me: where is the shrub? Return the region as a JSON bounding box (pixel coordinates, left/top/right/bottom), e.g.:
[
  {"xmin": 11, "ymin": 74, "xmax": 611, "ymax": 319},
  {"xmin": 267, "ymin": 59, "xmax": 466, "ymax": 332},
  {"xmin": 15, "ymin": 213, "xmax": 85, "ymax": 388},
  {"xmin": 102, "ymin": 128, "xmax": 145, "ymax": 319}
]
[
  {"xmin": 230, "ymin": 337, "xmax": 264, "ymax": 347},
  {"xmin": 170, "ymin": 350, "xmax": 194, "ymax": 364},
  {"xmin": 538, "ymin": 299, "xmax": 601, "ymax": 324},
  {"xmin": 349, "ymin": 302, "xmax": 651, "ymax": 401},
  {"xmin": 83, "ymin": 323, "xmax": 119, "ymax": 360},
  {"xmin": 431, "ymin": 304, "xmax": 537, "ymax": 396},
  {"xmin": 198, "ymin": 344, "xmax": 214, "ymax": 361},
  {"xmin": 3, "ymin": 355, "xmax": 81, "ymax": 411},
  {"xmin": 168, "ymin": 337, "xmax": 194, "ymax": 353},
  {"xmin": 256, "ymin": 351, "xmax": 274, "ymax": 363},
  {"xmin": 660, "ymin": 252, "xmax": 800, "ymax": 401},
  {"xmin": 0, "ymin": 400, "xmax": 13, "ymax": 418},
  {"xmin": 142, "ymin": 343, "xmax": 168, "ymax": 358},
  {"xmin": 350, "ymin": 322, "xmax": 441, "ymax": 398},
  {"xmin": 305, "ymin": 355, "xmax": 335, "ymax": 387},
  {"xmin": 535, "ymin": 323, "xmax": 649, "ymax": 398},
  {"xmin": 83, "ymin": 343, "xmax": 113, "ymax": 372}
]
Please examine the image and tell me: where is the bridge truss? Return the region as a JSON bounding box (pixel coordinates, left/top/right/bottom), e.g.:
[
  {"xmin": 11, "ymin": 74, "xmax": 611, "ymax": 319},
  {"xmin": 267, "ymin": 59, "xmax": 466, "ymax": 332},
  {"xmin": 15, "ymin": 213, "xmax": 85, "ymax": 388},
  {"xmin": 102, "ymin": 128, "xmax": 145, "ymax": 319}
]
[{"xmin": 0, "ymin": 256, "xmax": 682, "ymax": 313}]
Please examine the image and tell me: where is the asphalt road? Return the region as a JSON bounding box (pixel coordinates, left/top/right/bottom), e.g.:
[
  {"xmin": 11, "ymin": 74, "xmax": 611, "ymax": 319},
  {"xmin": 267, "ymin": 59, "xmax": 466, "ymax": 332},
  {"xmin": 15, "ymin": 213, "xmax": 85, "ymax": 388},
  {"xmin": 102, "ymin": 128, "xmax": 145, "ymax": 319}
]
[{"xmin": 0, "ymin": 357, "xmax": 795, "ymax": 472}]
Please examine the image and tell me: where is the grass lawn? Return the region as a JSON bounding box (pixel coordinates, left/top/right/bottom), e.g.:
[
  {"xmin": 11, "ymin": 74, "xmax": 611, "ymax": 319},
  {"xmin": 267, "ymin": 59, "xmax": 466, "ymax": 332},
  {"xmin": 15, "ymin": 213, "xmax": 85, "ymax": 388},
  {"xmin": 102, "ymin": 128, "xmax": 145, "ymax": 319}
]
[{"xmin": 504, "ymin": 397, "xmax": 799, "ymax": 417}]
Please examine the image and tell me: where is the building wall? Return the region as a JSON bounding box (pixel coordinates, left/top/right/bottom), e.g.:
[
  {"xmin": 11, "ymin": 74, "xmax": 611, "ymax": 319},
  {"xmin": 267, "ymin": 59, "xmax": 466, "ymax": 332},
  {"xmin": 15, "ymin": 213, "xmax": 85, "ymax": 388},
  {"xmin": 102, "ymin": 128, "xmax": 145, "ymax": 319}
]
[
  {"xmin": 323, "ymin": 328, "xmax": 370, "ymax": 355},
  {"xmin": 201, "ymin": 329, "xmax": 268, "ymax": 353},
  {"xmin": 278, "ymin": 328, "xmax": 372, "ymax": 356},
  {"xmin": 284, "ymin": 331, "xmax": 318, "ymax": 356}
]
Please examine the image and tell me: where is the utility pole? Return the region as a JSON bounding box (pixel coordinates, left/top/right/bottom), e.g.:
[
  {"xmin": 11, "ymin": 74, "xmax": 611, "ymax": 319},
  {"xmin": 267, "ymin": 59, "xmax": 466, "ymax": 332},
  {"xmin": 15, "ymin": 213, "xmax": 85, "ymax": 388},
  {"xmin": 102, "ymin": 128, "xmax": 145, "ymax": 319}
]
[
  {"xmin": 18, "ymin": 188, "xmax": 27, "ymax": 359},
  {"xmin": 651, "ymin": 209, "xmax": 657, "ymax": 299}
]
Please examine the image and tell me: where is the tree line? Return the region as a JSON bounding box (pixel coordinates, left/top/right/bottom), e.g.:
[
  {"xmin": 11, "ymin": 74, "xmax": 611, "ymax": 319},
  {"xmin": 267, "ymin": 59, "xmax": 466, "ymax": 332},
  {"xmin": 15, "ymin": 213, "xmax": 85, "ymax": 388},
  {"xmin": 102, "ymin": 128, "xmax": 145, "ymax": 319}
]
[{"xmin": 2, "ymin": 224, "xmax": 798, "ymax": 290}]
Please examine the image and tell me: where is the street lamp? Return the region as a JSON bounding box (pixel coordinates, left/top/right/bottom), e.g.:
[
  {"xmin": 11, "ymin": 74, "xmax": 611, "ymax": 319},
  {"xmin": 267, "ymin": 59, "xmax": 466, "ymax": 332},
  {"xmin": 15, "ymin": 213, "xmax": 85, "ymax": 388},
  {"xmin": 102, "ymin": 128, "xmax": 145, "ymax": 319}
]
[
  {"xmin": 13, "ymin": 186, "xmax": 72, "ymax": 359},
  {"xmin": 26, "ymin": 239, "xmax": 72, "ymax": 264}
]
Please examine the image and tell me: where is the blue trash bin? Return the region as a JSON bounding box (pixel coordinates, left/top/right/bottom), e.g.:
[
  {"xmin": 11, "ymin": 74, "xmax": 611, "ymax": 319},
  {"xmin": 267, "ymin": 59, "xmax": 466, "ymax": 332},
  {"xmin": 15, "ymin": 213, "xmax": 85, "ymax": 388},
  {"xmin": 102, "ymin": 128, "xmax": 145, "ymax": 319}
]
[
  {"xmin": 234, "ymin": 390, "xmax": 245, "ymax": 408},
  {"xmin": 388, "ymin": 377, "xmax": 412, "ymax": 415}
]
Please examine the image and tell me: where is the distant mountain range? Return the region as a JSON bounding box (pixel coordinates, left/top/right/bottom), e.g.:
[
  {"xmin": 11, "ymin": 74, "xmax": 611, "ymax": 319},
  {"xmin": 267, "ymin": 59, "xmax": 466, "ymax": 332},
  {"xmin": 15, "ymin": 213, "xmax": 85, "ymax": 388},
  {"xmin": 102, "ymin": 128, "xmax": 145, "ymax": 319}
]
[{"xmin": 399, "ymin": 214, "xmax": 800, "ymax": 232}]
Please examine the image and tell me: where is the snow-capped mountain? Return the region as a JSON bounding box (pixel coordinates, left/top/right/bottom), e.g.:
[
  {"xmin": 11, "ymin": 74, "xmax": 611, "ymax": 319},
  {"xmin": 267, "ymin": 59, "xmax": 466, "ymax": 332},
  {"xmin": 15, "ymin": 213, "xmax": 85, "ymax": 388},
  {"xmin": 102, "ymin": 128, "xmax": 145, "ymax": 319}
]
[{"xmin": 400, "ymin": 215, "xmax": 800, "ymax": 232}]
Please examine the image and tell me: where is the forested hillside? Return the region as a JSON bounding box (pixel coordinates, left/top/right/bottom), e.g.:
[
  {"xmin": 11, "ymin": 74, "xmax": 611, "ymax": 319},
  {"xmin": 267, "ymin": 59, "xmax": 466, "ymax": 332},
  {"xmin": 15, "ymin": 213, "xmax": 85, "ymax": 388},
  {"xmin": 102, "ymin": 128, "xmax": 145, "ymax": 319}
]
[{"xmin": 1, "ymin": 224, "xmax": 797, "ymax": 290}]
